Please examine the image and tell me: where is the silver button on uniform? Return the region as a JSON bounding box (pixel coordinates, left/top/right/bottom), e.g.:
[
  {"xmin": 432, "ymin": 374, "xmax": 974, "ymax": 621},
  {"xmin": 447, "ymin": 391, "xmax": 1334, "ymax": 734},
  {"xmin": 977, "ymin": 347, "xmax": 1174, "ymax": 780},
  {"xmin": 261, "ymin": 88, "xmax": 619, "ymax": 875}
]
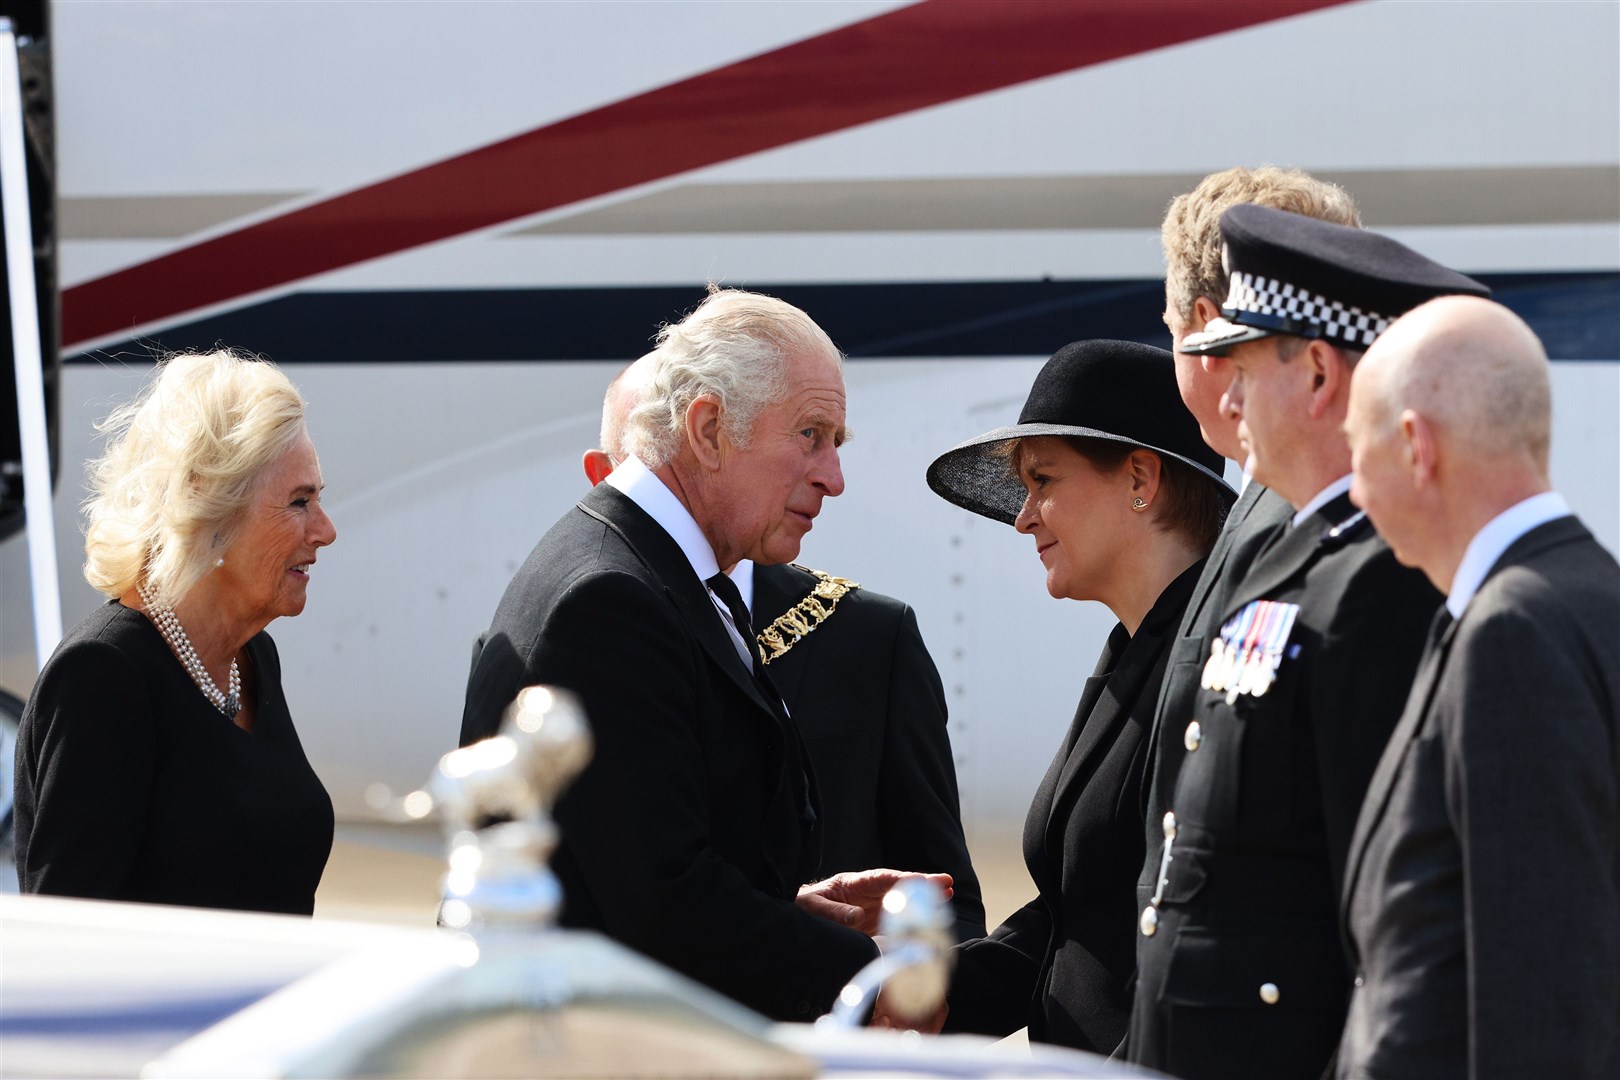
[
  {"xmin": 1162, "ymin": 811, "xmax": 1178, "ymax": 839},
  {"xmin": 1184, "ymin": 720, "xmax": 1202, "ymax": 751},
  {"xmin": 1259, "ymin": 982, "xmax": 1280, "ymax": 1005},
  {"xmin": 1139, "ymin": 906, "xmax": 1158, "ymax": 936}
]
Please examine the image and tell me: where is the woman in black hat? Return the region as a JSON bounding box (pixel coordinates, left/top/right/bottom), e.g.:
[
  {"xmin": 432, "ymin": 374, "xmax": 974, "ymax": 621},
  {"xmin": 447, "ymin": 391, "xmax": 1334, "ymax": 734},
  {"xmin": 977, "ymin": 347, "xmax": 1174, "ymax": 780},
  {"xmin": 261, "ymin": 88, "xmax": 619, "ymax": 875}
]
[{"xmin": 893, "ymin": 339, "xmax": 1233, "ymax": 1053}]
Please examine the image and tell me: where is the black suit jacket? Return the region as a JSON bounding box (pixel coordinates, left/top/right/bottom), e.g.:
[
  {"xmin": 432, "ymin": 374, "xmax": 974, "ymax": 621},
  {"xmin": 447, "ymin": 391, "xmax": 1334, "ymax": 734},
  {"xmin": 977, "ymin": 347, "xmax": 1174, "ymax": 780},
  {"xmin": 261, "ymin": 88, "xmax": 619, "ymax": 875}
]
[
  {"xmin": 1339, "ymin": 516, "xmax": 1620, "ymax": 1079},
  {"xmin": 751, "ymin": 562, "xmax": 987, "ymax": 941},
  {"xmin": 1129, "ymin": 493, "xmax": 1442, "ymax": 1080},
  {"xmin": 945, "ymin": 561, "xmax": 1202, "ymax": 1053},
  {"xmin": 460, "ymin": 484, "xmax": 877, "ymax": 1021},
  {"xmin": 1139, "ymin": 483, "xmax": 1294, "ymax": 834}
]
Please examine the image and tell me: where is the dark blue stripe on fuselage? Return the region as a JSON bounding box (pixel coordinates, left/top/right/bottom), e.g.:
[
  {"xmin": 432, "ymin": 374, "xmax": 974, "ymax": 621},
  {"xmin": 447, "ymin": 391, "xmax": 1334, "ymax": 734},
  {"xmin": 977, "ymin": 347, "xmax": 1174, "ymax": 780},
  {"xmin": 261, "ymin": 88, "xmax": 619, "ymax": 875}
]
[
  {"xmin": 66, "ymin": 272, "xmax": 1620, "ymax": 365},
  {"xmin": 0, "ymin": 989, "xmax": 272, "ymax": 1035}
]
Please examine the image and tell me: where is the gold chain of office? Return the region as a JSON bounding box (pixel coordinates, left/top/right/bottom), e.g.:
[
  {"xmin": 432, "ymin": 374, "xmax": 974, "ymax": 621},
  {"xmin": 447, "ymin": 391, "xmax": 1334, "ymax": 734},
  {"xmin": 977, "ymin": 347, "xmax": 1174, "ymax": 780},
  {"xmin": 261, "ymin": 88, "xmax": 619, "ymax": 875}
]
[{"xmin": 757, "ymin": 568, "xmax": 860, "ymax": 665}]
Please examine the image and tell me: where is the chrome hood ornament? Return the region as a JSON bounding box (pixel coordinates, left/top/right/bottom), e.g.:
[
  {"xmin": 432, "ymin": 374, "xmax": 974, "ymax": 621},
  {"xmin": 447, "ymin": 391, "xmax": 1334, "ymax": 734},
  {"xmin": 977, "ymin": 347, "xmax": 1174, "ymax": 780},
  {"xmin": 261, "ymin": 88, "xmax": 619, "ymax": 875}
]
[{"xmin": 418, "ymin": 685, "xmax": 594, "ymax": 932}]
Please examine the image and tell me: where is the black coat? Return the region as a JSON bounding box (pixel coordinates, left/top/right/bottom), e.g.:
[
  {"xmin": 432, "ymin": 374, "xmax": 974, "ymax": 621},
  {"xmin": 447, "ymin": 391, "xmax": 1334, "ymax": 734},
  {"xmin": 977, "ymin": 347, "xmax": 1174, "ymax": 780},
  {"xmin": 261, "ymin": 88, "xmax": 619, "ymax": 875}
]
[
  {"xmin": 460, "ymin": 484, "xmax": 876, "ymax": 1021},
  {"xmin": 1129, "ymin": 493, "xmax": 1442, "ymax": 1080},
  {"xmin": 1138, "ymin": 483, "xmax": 1294, "ymax": 838},
  {"xmin": 944, "ymin": 561, "xmax": 1202, "ymax": 1053},
  {"xmin": 14, "ymin": 604, "xmax": 332, "ymax": 915},
  {"xmin": 751, "ymin": 562, "xmax": 986, "ymax": 941},
  {"xmin": 1339, "ymin": 515, "xmax": 1620, "ymax": 1079}
]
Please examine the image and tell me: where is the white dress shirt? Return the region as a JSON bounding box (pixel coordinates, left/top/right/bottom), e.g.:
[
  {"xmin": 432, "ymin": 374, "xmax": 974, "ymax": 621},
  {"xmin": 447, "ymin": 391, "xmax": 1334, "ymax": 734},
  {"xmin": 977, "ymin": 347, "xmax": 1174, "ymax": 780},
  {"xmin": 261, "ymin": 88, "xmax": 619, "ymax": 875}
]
[
  {"xmin": 1291, "ymin": 474, "xmax": 1354, "ymax": 528},
  {"xmin": 605, "ymin": 455, "xmax": 757, "ymax": 668},
  {"xmin": 1447, "ymin": 491, "xmax": 1571, "ymax": 619}
]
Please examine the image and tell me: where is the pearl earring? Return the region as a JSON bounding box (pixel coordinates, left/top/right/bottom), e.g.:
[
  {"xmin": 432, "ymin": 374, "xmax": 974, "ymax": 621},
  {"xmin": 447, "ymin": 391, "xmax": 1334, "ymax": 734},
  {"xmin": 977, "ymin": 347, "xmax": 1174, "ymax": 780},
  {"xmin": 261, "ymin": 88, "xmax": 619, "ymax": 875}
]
[
  {"xmin": 1132, "ymin": 498, "xmax": 1148, "ymax": 511},
  {"xmin": 214, "ymin": 557, "xmax": 225, "ymax": 568}
]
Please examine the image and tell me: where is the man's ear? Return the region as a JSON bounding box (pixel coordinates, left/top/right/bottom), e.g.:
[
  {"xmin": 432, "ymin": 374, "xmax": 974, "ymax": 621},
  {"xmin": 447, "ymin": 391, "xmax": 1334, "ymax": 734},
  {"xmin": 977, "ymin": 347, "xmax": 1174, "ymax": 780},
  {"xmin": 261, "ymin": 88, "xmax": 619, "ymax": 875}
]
[
  {"xmin": 582, "ymin": 449, "xmax": 614, "ymax": 486},
  {"xmin": 1190, "ymin": 294, "xmax": 1221, "ymax": 334},
  {"xmin": 1307, "ymin": 341, "xmax": 1349, "ymax": 420},
  {"xmin": 686, "ymin": 395, "xmax": 725, "ymax": 471},
  {"xmin": 1402, "ymin": 409, "xmax": 1439, "ymax": 489}
]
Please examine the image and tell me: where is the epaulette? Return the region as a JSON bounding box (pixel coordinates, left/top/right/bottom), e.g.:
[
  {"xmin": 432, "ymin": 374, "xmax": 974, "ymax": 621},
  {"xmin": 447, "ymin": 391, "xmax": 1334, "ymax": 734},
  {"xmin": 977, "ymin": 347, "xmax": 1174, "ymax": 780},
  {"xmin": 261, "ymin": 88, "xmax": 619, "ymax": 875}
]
[
  {"xmin": 1320, "ymin": 509, "xmax": 1370, "ymax": 548},
  {"xmin": 757, "ymin": 566, "xmax": 861, "ymax": 665}
]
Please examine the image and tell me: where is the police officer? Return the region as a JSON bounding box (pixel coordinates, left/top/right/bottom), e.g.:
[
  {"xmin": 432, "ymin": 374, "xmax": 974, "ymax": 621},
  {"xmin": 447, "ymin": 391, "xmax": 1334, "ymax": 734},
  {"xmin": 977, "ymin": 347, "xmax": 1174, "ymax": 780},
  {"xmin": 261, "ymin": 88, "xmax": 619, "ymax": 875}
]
[
  {"xmin": 1138, "ymin": 168, "xmax": 1361, "ymax": 947},
  {"xmin": 1126, "ymin": 204, "xmax": 1489, "ymax": 1080}
]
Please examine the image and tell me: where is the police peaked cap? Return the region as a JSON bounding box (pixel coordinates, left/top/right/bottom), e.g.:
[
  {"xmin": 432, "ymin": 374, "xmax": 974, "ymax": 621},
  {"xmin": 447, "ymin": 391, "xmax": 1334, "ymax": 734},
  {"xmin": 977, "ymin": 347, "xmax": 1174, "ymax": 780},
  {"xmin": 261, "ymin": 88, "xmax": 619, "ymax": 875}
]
[
  {"xmin": 1181, "ymin": 203, "xmax": 1491, "ymax": 356},
  {"xmin": 927, "ymin": 339, "xmax": 1235, "ymax": 526}
]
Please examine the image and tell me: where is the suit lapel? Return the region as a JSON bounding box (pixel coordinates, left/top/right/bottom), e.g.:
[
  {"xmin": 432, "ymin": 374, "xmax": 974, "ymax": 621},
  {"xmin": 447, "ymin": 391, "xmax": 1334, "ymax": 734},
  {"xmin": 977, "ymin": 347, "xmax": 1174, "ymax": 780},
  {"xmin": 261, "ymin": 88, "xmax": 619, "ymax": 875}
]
[
  {"xmin": 578, "ymin": 486, "xmax": 783, "ymax": 722},
  {"xmin": 1338, "ymin": 518, "xmax": 1589, "ymax": 945},
  {"xmin": 1046, "ymin": 561, "xmax": 1201, "ymax": 849},
  {"xmin": 1181, "ymin": 481, "xmax": 1263, "ymax": 629},
  {"xmin": 1047, "ymin": 629, "xmax": 1145, "ymax": 831},
  {"xmin": 1340, "ymin": 610, "xmax": 1459, "ymax": 950},
  {"xmin": 1220, "ymin": 492, "xmax": 1353, "ymax": 620},
  {"xmin": 1030, "ymin": 664, "xmax": 1113, "ymax": 891},
  {"xmin": 1048, "ymin": 648, "xmax": 1125, "ymax": 809}
]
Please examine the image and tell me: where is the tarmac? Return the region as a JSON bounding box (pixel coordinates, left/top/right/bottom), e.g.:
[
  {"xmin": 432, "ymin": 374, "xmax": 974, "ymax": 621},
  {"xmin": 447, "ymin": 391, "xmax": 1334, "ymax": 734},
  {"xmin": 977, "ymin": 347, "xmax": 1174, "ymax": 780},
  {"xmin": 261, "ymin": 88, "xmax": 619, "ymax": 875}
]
[{"xmin": 314, "ymin": 820, "xmax": 1034, "ymax": 932}]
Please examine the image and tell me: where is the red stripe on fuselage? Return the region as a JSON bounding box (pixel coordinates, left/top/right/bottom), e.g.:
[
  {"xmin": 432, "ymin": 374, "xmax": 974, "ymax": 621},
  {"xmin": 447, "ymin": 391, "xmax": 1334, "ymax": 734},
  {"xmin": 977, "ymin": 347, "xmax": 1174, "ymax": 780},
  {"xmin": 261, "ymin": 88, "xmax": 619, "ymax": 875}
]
[{"xmin": 62, "ymin": 0, "xmax": 1350, "ymax": 348}]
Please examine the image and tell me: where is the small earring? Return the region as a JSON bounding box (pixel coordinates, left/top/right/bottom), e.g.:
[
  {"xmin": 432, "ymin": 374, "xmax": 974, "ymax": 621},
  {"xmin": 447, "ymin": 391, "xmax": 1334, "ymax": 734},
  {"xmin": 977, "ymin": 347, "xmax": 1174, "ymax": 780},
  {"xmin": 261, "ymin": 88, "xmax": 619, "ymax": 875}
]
[
  {"xmin": 1132, "ymin": 498, "xmax": 1148, "ymax": 511},
  {"xmin": 214, "ymin": 557, "xmax": 225, "ymax": 569}
]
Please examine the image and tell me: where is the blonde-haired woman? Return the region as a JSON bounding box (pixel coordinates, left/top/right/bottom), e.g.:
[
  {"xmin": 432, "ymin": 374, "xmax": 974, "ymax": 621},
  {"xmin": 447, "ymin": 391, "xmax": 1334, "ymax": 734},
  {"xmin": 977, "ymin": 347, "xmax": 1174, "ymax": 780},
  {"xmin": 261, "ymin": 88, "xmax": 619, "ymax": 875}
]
[{"xmin": 14, "ymin": 350, "xmax": 337, "ymax": 914}]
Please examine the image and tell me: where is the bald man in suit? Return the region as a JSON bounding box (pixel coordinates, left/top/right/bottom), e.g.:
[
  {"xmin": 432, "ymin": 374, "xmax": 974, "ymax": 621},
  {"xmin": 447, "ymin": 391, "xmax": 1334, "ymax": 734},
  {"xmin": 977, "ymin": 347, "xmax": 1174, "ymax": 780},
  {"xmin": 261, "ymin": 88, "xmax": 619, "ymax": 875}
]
[{"xmin": 1338, "ymin": 296, "xmax": 1620, "ymax": 1078}]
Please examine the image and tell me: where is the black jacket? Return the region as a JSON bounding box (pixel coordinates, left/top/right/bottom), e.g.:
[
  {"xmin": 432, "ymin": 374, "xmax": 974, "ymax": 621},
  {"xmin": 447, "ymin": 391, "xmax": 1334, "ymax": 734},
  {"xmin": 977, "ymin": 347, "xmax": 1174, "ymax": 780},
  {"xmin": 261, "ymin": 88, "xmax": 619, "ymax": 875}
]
[
  {"xmin": 946, "ymin": 561, "xmax": 1203, "ymax": 1052},
  {"xmin": 1129, "ymin": 493, "xmax": 1442, "ymax": 1080},
  {"xmin": 460, "ymin": 484, "xmax": 876, "ymax": 1021},
  {"xmin": 1339, "ymin": 515, "xmax": 1620, "ymax": 1079},
  {"xmin": 752, "ymin": 562, "xmax": 986, "ymax": 941},
  {"xmin": 1138, "ymin": 483, "xmax": 1294, "ymax": 840}
]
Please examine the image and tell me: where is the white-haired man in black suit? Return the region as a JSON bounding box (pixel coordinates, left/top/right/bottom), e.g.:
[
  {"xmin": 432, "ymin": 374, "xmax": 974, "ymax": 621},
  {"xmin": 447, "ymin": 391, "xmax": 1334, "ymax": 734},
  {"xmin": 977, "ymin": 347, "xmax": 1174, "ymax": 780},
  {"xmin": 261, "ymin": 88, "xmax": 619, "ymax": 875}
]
[
  {"xmin": 462, "ymin": 288, "xmax": 948, "ymax": 1021},
  {"xmin": 583, "ymin": 356, "xmax": 986, "ymax": 943}
]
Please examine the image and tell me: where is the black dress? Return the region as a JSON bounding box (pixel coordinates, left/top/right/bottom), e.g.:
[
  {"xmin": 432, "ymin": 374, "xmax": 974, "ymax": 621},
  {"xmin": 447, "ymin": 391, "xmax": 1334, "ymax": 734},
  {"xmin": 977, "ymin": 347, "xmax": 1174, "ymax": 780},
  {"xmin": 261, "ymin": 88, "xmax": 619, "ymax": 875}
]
[
  {"xmin": 14, "ymin": 602, "xmax": 334, "ymax": 915},
  {"xmin": 943, "ymin": 560, "xmax": 1202, "ymax": 1052}
]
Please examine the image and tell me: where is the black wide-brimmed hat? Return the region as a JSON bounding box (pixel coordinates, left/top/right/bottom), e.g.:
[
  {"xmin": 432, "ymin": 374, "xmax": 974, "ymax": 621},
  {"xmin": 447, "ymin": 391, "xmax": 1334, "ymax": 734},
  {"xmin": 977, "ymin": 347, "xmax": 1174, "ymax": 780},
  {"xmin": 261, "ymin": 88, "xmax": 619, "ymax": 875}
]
[
  {"xmin": 927, "ymin": 339, "xmax": 1235, "ymax": 525},
  {"xmin": 1182, "ymin": 203, "xmax": 1491, "ymax": 356}
]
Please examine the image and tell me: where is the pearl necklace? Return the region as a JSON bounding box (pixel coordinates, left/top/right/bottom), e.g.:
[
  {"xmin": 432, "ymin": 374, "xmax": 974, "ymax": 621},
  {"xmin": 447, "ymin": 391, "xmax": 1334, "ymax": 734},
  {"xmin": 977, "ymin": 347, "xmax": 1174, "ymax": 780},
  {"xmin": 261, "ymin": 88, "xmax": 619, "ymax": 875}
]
[{"xmin": 137, "ymin": 582, "xmax": 241, "ymax": 719}]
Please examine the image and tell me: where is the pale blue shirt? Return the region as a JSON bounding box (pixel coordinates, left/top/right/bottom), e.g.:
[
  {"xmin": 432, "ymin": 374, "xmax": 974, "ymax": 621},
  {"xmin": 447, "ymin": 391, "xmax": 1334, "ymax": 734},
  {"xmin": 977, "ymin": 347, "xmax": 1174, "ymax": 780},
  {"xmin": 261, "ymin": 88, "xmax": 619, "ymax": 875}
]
[
  {"xmin": 1446, "ymin": 491, "xmax": 1571, "ymax": 619},
  {"xmin": 605, "ymin": 455, "xmax": 756, "ymax": 667}
]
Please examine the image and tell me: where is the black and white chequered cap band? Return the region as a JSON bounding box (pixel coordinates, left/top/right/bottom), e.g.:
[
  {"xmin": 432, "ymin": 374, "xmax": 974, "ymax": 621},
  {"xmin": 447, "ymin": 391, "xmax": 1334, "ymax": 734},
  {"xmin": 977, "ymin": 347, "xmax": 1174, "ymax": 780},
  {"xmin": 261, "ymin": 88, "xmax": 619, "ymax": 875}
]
[{"xmin": 1223, "ymin": 271, "xmax": 1391, "ymax": 348}]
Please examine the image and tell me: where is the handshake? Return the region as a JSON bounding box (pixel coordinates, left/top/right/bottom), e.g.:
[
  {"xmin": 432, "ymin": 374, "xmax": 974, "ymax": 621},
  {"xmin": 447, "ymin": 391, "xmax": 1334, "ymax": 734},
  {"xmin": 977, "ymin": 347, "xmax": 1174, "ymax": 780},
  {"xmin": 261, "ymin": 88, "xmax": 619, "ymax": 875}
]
[{"xmin": 796, "ymin": 869, "xmax": 955, "ymax": 1032}]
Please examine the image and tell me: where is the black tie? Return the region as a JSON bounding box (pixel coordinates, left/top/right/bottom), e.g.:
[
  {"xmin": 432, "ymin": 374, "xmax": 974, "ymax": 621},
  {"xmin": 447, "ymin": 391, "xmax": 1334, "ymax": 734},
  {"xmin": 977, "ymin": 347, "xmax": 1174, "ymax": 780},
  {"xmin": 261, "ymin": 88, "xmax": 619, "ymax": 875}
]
[
  {"xmin": 706, "ymin": 572, "xmax": 818, "ymax": 842},
  {"xmin": 706, "ymin": 572, "xmax": 763, "ymax": 677},
  {"xmin": 1425, "ymin": 606, "xmax": 1456, "ymax": 653}
]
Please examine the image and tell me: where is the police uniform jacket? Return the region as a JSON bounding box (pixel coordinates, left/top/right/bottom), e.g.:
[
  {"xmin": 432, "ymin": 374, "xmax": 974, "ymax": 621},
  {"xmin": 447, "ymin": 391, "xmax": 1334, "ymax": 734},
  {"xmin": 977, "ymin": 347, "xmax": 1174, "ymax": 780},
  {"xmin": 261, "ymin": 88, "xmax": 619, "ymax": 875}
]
[
  {"xmin": 1138, "ymin": 482, "xmax": 1294, "ymax": 888},
  {"xmin": 1339, "ymin": 514, "xmax": 1620, "ymax": 1079},
  {"xmin": 1128, "ymin": 491, "xmax": 1442, "ymax": 1080},
  {"xmin": 460, "ymin": 483, "xmax": 877, "ymax": 1021},
  {"xmin": 945, "ymin": 560, "xmax": 1202, "ymax": 1053},
  {"xmin": 752, "ymin": 562, "xmax": 987, "ymax": 941}
]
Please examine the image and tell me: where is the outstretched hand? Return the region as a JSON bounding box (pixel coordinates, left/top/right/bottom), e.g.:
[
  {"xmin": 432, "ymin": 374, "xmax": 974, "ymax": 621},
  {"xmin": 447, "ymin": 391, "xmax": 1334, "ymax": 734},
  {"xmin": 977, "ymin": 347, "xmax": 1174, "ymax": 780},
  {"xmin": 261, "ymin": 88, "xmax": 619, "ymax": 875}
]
[
  {"xmin": 870, "ymin": 989, "xmax": 949, "ymax": 1033},
  {"xmin": 795, "ymin": 869, "xmax": 954, "ymax": 936}
]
